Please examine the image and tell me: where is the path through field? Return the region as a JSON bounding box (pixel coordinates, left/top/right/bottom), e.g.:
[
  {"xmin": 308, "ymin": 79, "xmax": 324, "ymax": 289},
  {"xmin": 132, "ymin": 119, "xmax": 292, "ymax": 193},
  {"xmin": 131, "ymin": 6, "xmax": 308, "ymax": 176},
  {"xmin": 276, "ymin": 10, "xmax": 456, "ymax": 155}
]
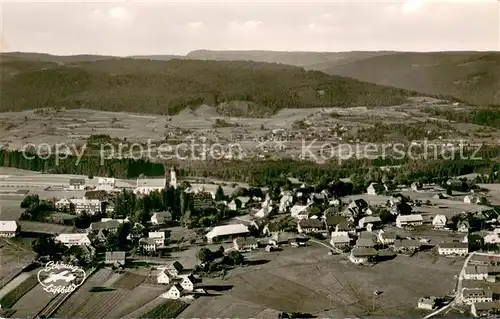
[{"xmin": 0, "ymin": 272, "xmax": 30, "ymax": 299}]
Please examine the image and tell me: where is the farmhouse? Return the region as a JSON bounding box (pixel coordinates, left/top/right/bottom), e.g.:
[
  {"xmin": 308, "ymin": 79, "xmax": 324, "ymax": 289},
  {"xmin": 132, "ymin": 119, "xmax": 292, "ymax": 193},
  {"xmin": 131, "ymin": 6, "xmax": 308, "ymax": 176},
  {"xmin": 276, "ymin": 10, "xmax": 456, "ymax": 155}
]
[
  {"xmin": 89, "ymin": 220, "xmax": 120, "ymax": 233},
  {"xmin": 330, "ymin": 231, "xmax": 350, "ymax": 247},
  {"xmin": 297, "ymin": 219, "xmax": 325, "ymax": 234},
  {"xmin": 325, "ymin": 216, "xmax": 347, "ymax": 231},
  {"xmin": 471, "ymin": 301, "xmax": 500, "ymax": 317},
  {"xmin": 139, "ymin": 238, "xmax": 158, "ymax": 251},
  {"xmin": 192, "ymin": 192, "xmax": 215, "ymax": 210},
  {"xmin": 417, "ymin": 297, "xmax": 436, "ymax": 310},
  {"xmin": 377, "ymin": 230, "xmax": 396, "ymax": 245},
  {"xmin": 483, "ymin": 228, "xmax": 500, "ymax": 244},
  {"xmin": 394, "ymin": 239, "xmax": 420, "ymax": 253},
  {"xmin": 462, "ymin": 288, "xmax": 493, "ymax": 305},
  {"xmin": 464, "ymin": 195, "xmax": 479, "ymax": 204},
  {"xmin": 233, "ymin": 237, "xmax": 258, "ymax": 252},
  {"xmin": 151, "ymin": 211, "xmax": 172, "ymax": 225},
  {"xmin": 358, "ymin": 216, "xmax": 382, "ymax": 229},
  {"xmin": 69, "ymin": 178, "xmax": 85, "ymax": 190},
  {"xmin": 157, "ymin": 270, "xmax": 175, "ymax": 284},
  {"xmin": 349, "ymin": 247, "xmax": 377, "ymax": 264},
  {"xmin": 464, "ymin": 265, "xmax": 488, "ymax": 280},
  {"xmin": 290, "ymin": 205, "xmax": 309, "ymax": 220},
  {"xmin": 279, "ymin": 195, "xmax": 294, "ymax": 213},
  {"xmin": 148, "ymin": 231, "xmax": 166, "ymax": 245},
  {"xmin": 458, "ymin": 220, "xmax": 470, "ymax": 233},
  {"xmin": 105, "ymin": 251, "xmax": 126, "ymax": 266},
  {"xmin": 396, "ymin": 214, "xmax": 423, "ymax": 228},
  {"xmin": 55, "ymin": 233, "xmax": 91, "ymax": 247},
  {"xmin": 70, "ymin": 198, "xmax": 102, "ymax": 215},
  {"xmin": 347, "ymin": 199, "xmax": 368, "ymax": 215},
  {"xmin": 134, "ymin": 186, "xmax": 164, "ymax": 196},
  {"xmin": 159, "ymin": 261, "xmax": 184, "ymax": 277},
  {"xmin": 161, "ymin": 283, "xmax": 184, "ymax": 299},
  {"xmin": 438, "ymin": 242, "xmax": 468, "ymax": 256},
  {"xmin": 0, "ymin": 221, "xmax": 18, "ymax": 237},
  {"xmin": 55, "ymin": 198, "xmax": 72, "ymax": 211},
  {"xmin": 268, "ymin": 232, "xmax": 299, "ymax": 246},
  {"xmin": 411, "ymin": 182, "xmax": 423, "ymax": 191},
  {"xmin": 356, "ymin": 231, "xmax": 376, "ymax": 248},
  {"xmin": 366, "ymin": 183, "xmax": 384, "ymax": 195},
  {"xmin": 180, "ymin": 275, "xmax": 196, "ymax": 291},
  {"xmin": 206, "ymin": 224, "xmax": 249, "ymax": 243},
  {"xmin": 432, "ymin": 214, "xmax": 447, "ymax": 229}
]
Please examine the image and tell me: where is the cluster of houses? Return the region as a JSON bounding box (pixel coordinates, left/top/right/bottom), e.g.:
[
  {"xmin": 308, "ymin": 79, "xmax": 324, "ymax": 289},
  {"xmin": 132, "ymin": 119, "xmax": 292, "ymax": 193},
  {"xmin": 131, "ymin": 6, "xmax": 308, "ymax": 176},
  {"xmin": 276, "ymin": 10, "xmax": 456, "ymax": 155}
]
[{"xmin": 156, "ymin": 261, "xmax": 204, "ymax": 300}]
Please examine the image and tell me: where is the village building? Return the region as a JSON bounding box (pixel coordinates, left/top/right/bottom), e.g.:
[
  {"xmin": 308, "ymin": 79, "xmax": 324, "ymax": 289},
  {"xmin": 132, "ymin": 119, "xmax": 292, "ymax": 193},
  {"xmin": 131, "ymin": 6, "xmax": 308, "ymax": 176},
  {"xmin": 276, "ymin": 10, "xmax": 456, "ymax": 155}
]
[
  {"xmin": 139, "ymin": 238, "xmax": 158, "ymax": 251},
  {"xmin": 483, "ymin": 228, "xmax": 500, "ymax": 244},
  {"xmin": 268, "ymin": 232, "xmax": 299, "ymax": 246},
  {"xmin": 69, "ymin": 178, "xmax": 85, "ymax": 190},
  {"xmin": 297, "ymin": 219, "xmax": 325, "ymax": 234},
  {"xmin": 105, "ymin": 251, "xmax": 126, "ymax": 266},
  {"xmin": 358, "ymin": 216, "xmax": 382, "ymax": 229},
  {"xmin": 464, "ymin": 265, "xmax": 488, "ymax": 280},
  {"xmin": 157, "ymin": 269, "xmax": 175, "ymax": 284},
  {"xmin": 396, "ymin": 214, "xmax": 423, "ymax": 228},
  {"xmin": 279, "ymin": 195, "xmax": 294, "ymax": 213},
  {"xmin": 346, "ymin": 199, "xmax": 369, "ymax": 216},
  {"xmin": 89, "ymin": 220, "xmax": 120, "ymax": 233},
  {"xmin": 462, "ymin": 288, "xmax": 493, "ymax": 305},
  {"xmin": 192, "ymin": 192, "xmax": 215, "ymax": 211},
  {"xmin": 290, "ymin": 205, "xmax": 309, "ymax": 220},
  {"xmin": 161, "ymin": 283, "xmax": 184, "ymax": 299},
  {"xmin": 180, "ymin": 274, "xmax": 196, "ymax": 292},
  {"xmin": 377, "ymin": 230, "xmax": 397, "ymax": 245},
  {"xmin": 55, "ymin": 233, "xmax": 91, "ymax": 247},
  {"xmin": 148, "ymin": 231, "xmax": 166, "ymax": 246},
  {"xmin": 96, "ymin": 177, "xmax": 116, "ymax": 191},
  {"xmin": 471, "ymin": 300, "xmax": 500, "ymax": 317},
  {"xmin": 458, "ymin": 220, "xmax": 470, "ymax": 233},
  {"xmin": 348, "ymin": 247, "xmax": 377, "ymax": 264},
  {"xmin": 71, "ymin": 198, "xmax": 102, "ymax": 215},
  {"xmin": 432, "ymin": 214, "xmax": 447, "ymax": 229},
  {"xmin": 366, "ymin": 182, "xmax": 385, "ymax": 195},
  {"xmin": 411, "ymin": 182, "xmax": 423, "ymax": 191},
  {"xmin": 206, "ymin": 224, "xmax": 249, "ymax": 243},
  {"xmin": 151, "ymin": 211, "xmax": 172, "ymax": 225},
  {"xmin": 330, "ymin": 231, "xmax": 350, "ymax": 247},
  {"xmin": 394, "ymin": 239, "xmax": 420, "ymax": 253},
  {"xmin": 417, "ymin": 297, "xmax": 436, "ymax": 310},
  {"xmin": 233, "ymin": 237, "xmax": 259, "ymax": 252},
  {"xmin": 438, "ymin": 242, "xmax": 468, "ymax": 256},
  {"xmin": 0, "ymin": 221, "xmax": 18, "ymax": 237},
  {"xmin": 464, "ymin": 195, "xmax": 479, "ymax": 204},
  {"xmin": 325, "ymin": 215, "xmax": 348, "ymax": 231},
  {"xmin": 159, "ymin": 261, "xmax": 184, "ymax": 277}
]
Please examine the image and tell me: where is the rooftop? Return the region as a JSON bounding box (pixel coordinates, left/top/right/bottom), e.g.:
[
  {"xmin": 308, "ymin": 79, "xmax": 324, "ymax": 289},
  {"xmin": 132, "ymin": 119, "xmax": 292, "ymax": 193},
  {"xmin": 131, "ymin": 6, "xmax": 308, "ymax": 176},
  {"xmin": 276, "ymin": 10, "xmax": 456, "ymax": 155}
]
[{"xmin": 206, "ymin": 224, "xmax": 249, "ymax": 239}]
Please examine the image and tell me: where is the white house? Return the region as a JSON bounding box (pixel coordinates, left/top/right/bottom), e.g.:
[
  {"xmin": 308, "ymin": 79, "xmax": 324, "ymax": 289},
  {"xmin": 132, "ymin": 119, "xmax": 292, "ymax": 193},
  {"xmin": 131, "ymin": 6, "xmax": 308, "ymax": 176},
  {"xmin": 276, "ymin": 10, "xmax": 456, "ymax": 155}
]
[
  {"xmin": 462, "ymin": 288, "xmax": 493, "ymax": 305},
  {"xmin": 69, "ymin": 198, "xmax": 102, "ymax": 215},
  {"xmin": 0, "ymin": 221, "xmax": 18, "ymax": 237},
  {"xmin": 233, "ymin": 237, "xmax": 259, "ymax": 252},
  {"xmin": 148, "ymin": 232, "xmax": 166, "ymax": 245},
  {"xmin": 55, "ymin": 198, "xmax": 72, "ymax": 211},
  {"xmin": 297, "ymin": 219, "xmax": 325, "ymax": 234},
  {"xmin": 458, "ymin": 220, "xmax": 470, "ymax": 233},
  {"xmin": 366, "ymin": 183, "xmax": 384, "ymax": 195},
  {"xmin": 464, "ymin": 195, "xmax": 479, "ymax": 204},
  {"xmin": 96, "ymin": 177, "xmax": 115, "ymax": 191},
  {"xmin": 432, "ymin": 214, "xmax": 447, "ymax": 229},
  {"xmin": 377, "ymin": 230, "xmax": 397, "ymax": 245},
  {"xmin": 55, "ymin": 233, "xmax": 91, "ymax": 247},
  {"xmin": 69, "ymin": 178, "xmax": 85, "ymax": 190},
  {"xmin": 464, "ymin": 265, "xmax": 488, "ymax": 280},
  {"xmin": 161, "ymin": 284, "xmax": 184, "ymax": 299},
  {"xmin": 417, "ymin": 297, "xmax": 436, "ymax": 310},
  {"xmin": 157, "ymin": 270, "xmax": 174, "ymax": 284},
  {"xmin": 290, "ymin": 205, "xmax": 309, "ymax": 220},
  {"xmin": 180, "ymin": 275, "xmax": 195, "ymax": 292},
  {"xmin": 483, "ymin": 228, "xmax": 500, "ymax": 244},
  {"xmin": 206, "ymin": 224, "xmax": 249, "ymax": 243},
  {"xmin": 396, "ymin": 214, "xmax": 423, "ymax": 228},
  {"xmin": 150, "ymin": 211, "xmax": 172, "ymax": 225},
  {"xmin": 438, "ymin": 242, "xmax": 468, "ymax": 256},
  {"xmin": 139, "ymin": 238, "xmax": 157, "ymax": 251},
  {"xmin": 134, "ymin": 186, "xmax": 164, "ymax": 196}
]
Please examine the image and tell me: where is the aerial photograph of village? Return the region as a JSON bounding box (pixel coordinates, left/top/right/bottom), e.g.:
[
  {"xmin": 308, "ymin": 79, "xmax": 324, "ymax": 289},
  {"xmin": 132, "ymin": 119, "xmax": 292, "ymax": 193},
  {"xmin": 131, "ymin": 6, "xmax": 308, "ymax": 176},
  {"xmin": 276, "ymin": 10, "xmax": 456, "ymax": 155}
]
[{"xmin": 0, "ymin": 0, "xmax": 499, "ymax": 318}]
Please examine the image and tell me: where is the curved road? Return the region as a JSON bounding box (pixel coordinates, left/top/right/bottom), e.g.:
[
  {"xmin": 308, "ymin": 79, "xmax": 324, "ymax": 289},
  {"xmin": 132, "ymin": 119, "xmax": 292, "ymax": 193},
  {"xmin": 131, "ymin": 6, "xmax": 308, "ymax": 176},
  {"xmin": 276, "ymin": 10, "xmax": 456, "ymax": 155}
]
[{"xmin": 423, "ymin": 251, "xmax": 500, "ymax": 319}]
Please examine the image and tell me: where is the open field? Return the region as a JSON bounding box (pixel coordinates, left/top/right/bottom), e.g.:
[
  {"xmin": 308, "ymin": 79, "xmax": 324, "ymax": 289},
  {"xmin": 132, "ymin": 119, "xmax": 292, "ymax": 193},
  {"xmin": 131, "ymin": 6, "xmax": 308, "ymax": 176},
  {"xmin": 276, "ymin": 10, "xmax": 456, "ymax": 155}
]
[
  {"xmin": 18, "ymin": 221, "xmax": 74, "ymax": 234},
  {"xmin": 54, "ymin": 268, "xmax": 163, "ymax": 319},
  {"xmin": 0, "ymin": 239, "xmax": 35, "ymax": 289},
  {"xmin": 182, "ymin": 244, "xmax": 462, "ymax": 317},
  {"xmin": 139, "ymin": 299, "xmax": 189, "ymax": 319},
  {"xmin": 0, "ymin": 275, "xmax": 39, "ymax": 308},
  {"xmin": 11, "ymin": 283, "xmax": 56, "ymax": 318}
]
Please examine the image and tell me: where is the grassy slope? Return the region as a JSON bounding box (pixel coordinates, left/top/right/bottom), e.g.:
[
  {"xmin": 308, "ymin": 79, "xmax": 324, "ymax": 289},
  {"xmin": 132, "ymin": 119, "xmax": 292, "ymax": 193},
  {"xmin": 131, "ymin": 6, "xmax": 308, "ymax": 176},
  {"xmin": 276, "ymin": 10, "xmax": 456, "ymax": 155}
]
[{"xmin": 0, "ymin": 56, "xmax": 421, "ymax": 115}]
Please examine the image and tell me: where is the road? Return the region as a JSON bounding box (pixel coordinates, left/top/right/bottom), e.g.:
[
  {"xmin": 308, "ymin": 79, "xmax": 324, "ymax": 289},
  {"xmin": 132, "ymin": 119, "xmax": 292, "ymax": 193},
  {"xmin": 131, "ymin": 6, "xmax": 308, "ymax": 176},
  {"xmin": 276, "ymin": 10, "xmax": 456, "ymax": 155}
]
[
  {"xmin": 309, "ymin": 239, "xmax": 342, "ymax": 254},
  {"xmin": 422, "ymin": 251, "xmax": 500, "ymax": 319}
]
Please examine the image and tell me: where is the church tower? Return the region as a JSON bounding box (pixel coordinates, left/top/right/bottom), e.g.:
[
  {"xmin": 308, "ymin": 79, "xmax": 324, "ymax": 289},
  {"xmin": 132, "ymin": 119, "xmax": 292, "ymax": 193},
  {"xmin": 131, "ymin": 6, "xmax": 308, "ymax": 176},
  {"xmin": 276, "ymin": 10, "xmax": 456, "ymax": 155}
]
[{"xmin": 170, "ymin": 166, "xmax": 177, "ymax": 189}]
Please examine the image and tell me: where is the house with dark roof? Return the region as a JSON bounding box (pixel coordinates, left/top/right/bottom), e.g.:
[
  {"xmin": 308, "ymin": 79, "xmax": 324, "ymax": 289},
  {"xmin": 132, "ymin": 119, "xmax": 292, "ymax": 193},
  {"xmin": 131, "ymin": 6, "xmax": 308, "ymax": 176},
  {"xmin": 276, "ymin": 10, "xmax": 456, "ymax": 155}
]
[
  {"xmin": 69, "ymin": 178, "xmax": 86, "ymax": 190},
  {"xmin": 151, "ymin": 211, "xmax": 172, "ymax": 225},
  {"xmin": 297, "ymin": 218, "xmax": 325, "ymax": 234},
  {"xmin": 349, "ymin": 247, "xmax": 377, "ymax": 264},
  {"xmin": 325, "ymin": 216, "xmax": 348, "ymax": 231},
  {"xmin": 394, "ymin": 239, "xmax": 421, "ymax": 253}
]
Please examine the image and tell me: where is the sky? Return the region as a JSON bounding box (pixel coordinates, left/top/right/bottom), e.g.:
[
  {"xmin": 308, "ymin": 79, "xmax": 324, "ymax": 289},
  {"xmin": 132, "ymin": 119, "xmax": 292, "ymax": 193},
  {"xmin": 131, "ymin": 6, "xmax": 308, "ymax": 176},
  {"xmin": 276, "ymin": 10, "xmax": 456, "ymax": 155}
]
[{"xmin": 0, "ymin": 0, "xmax": 498, "ymax": 56}]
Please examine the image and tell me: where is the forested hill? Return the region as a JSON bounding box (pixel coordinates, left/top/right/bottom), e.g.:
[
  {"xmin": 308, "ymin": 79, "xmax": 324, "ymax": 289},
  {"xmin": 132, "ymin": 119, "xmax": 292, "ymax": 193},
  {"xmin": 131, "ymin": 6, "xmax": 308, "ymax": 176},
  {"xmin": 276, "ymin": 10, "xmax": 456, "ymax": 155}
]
[{"xmin": 1, "ymin": 55, "xmax": 428, "ymax": 116}]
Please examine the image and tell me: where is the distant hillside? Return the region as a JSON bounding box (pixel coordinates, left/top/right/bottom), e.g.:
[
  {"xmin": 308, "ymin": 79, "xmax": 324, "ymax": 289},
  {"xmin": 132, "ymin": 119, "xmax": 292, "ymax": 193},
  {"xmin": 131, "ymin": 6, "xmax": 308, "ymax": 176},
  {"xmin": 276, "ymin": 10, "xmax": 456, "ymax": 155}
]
[
  {"xmin": 185, "ymin": 50, "xmax": 500, "ymax": 106},
  {"xmin": 186, "ymin": 49, "xmax": 392, "ymax": 67},
  {"xmin": 1, "ymin": 52, "xmax": 116, "ymax": 64},
  {"xmin": 127, "ymin": 54, "xmax": 185, "ymax": 61},
  {"xmin": 0, "ymin": 56, "xmax": 424, "ymax": 116},
  {"xmin": 318, "ymin": 52, "xmax": 500, "ymax": 106}
]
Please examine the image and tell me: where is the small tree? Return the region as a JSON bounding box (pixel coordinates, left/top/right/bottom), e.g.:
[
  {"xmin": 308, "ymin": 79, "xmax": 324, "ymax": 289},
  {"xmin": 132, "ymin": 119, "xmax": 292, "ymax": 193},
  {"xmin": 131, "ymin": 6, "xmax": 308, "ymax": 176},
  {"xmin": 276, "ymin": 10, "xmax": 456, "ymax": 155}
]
[
  {"xmin": 197, "ymin": 247, "xmax": 212, "ymax": 263},
  {"xmin": 215, "ymin": 186, "xmax": 225, "ymax": 202}
]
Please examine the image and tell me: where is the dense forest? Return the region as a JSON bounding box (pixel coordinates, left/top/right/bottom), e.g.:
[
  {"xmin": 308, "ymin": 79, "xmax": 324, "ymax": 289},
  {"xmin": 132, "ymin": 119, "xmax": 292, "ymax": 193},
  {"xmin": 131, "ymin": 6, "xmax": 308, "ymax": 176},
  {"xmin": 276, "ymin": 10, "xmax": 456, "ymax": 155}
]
[
  {"xmin": 1, "ymin": 146, "xmax": 499, "ymax": 187},
  {"xmin": 1, "ymin": 57, "xmax": 423, "ymax": 115}
]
